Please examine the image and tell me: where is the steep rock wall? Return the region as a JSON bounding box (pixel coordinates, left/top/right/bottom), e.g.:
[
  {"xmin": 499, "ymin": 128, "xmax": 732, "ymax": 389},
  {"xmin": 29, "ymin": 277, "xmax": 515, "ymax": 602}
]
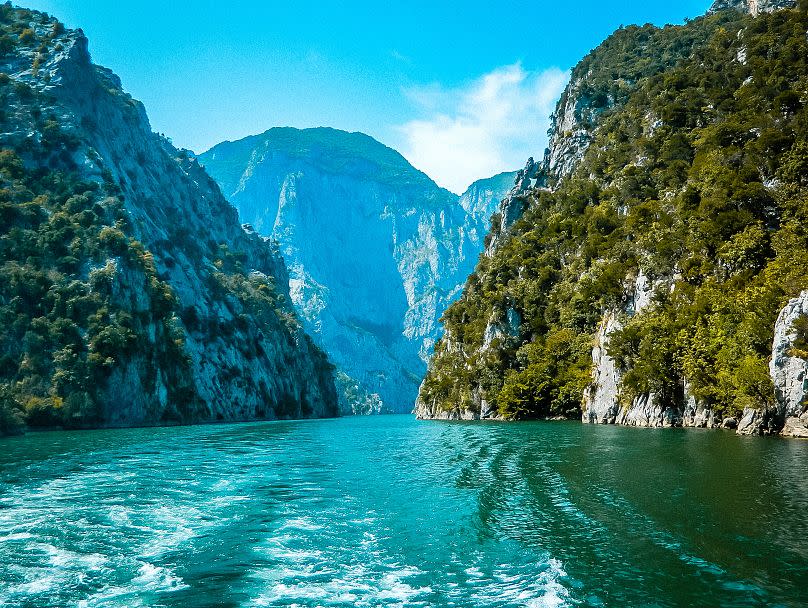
[
  {"xmin": 0, "ymin": 8, "xmax": 337, "ymax": 431},
  {"xmin": 770, "ymin": 291, "xmax": 808, "ymax": 437},
  {"xmin": 709, "ymin": 0, "xmax": 797, "ymax": 15}
]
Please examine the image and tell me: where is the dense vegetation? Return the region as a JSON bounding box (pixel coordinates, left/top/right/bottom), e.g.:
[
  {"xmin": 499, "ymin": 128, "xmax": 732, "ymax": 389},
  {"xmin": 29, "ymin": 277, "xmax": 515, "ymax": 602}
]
[{"xmin": 420, "ymin": 3, "xmax": 808, "ymax": 420}]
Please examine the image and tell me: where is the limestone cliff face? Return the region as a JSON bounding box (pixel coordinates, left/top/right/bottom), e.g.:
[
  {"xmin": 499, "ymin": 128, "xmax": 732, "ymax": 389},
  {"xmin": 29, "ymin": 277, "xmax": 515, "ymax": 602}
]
[
  {"xmin": 478, "ymin": 0, "xmax": 796, "ymax": 261},
  {"xmin": 200, "ymin": 130, "xmax": 515, "ymax": 414},
  {"xmin": 581, "ymin": 271, "xmax": 688, "ymax": 428},
  {"xmin": 482, "ymin": 83, "xmax": 602, "ymax": 258},
  {"xmin": 682, "ymin": 380, "xmax": 718, "ymax": 429},
  {"xmin": 416, "ymin": 26, "xmax": 647, "ymax": 421},
  {"xmin": 417, "ymin": 0, "xmax": 804, "ymax": 426},
  {"xmin": 584, "ymin": 283, "xmax": 808, "ymax": 436},
  {"xmin": 581, "ymin": 314, "xmax": 622, "ymax": 424},
  {"xmin": 709, "ymin": 0, "xmax": 797, "ymax": 15},
  {"xmin": 544, "ymin": 75, "xmax": 616, "ymax": 186},
  {"xmin": 481, "ymin": 54, "xmax": 617, "ymax": 260},
  {"xmin": 770, "ymin": 291, "xmax": 808, "ymax": 437},
  {"xmin": 417, "ymin": 27, "xmax": 637, "ymax": 422},
  {"xmin": 484, "ymin": 159, "xmax": 541, "ymax": 256},
  {"xmin": 0, "ymin": 8, "xmax": 337, "ymax": 428}
]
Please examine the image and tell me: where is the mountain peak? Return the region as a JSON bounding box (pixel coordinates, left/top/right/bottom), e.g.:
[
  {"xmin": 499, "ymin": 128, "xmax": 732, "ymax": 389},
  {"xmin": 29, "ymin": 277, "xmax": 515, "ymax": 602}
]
[
  {"xmin": 200, "ymin": 129, "xmax": 516, "ymax": 414},
  {"xmin": 202, "ymin": 127, "xmax": 449, "ymax": 196}
]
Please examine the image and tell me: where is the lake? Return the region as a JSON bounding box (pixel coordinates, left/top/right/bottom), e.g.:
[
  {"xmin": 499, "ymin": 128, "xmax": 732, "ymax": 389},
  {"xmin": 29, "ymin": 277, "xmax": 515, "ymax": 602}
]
[{"xmin": 1, "ymin": 416, "xmax": 807, "ymax": 607}]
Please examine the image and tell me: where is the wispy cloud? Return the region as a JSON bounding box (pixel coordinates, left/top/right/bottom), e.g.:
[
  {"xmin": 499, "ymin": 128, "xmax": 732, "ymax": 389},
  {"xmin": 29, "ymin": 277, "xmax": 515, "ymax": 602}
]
[
  {"xmin": 397, "ymin": 64, "xmax": 568, "ymax": 194},
  {"xmin": 390, "ymin": 49, "xmax": 412, "ymax": 64}
]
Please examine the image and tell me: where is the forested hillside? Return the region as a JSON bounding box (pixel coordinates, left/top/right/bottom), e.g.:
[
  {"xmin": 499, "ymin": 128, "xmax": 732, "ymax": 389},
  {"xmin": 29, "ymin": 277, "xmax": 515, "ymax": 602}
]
[{"xmin": 417, "ymin": 1, "xmax": 808, "ymax": 435}]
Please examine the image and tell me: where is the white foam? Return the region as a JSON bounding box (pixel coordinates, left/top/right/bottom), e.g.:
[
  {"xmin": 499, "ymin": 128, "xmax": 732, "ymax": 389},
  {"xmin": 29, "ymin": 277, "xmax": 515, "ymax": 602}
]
[
  {"xmin": 250, "ymin": 565, "xmax": 432, "ymax": 607},
  {"xmin": 40, "ymin": 543, "xmax": 107, "ymax": 570},
  {"xmin": 376, "ymin": 569, "xmax": 432, "ymax": 602},
  {"xmin": 9, "ymin": 573, "xmax": 59, "ymax": 595},
  {"xmin": 76, "ymin": 562, "xmax": 188, "ymax": 608},
  {"xmin": 464, "ymin": 566, "xmax": 484, "ymax": 578},
  {"xmin": 0, "ymin": 532, "xmax": 33, "ymax": 542},
  {"xmin": 131, "ymin": 562, "xmax": 188, "ymax": 591},
  {"xmin": 278, "ymin": 517, "xmax": 323, "ymax": 531},
  {"xmin": 465, "ymin": 557, "xmax": 573, "ymax": 608}
]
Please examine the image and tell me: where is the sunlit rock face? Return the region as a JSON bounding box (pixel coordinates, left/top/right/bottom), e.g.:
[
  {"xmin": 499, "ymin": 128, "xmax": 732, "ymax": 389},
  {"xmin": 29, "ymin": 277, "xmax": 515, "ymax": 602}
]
[
  {"xmin": 770, "ymin": 291, "xmax": 808, "ymax": 437},
  {"xmin": 580, "ymin": 271, "xmax": 687, "ymax": 429},
  {"xmin": 200, "ymin": 129, "xmax": 515, "ymax": 413},
  {"xmin": 708, "ymin": 0, "xmax": 796, "ymax": 15}
]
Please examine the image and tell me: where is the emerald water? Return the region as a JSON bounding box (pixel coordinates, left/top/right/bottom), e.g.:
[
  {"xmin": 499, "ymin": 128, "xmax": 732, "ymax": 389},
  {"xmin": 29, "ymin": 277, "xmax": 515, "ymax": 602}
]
[{"xmin": 1, "ymin": 416, "xmax": 807, "ymax": 607}]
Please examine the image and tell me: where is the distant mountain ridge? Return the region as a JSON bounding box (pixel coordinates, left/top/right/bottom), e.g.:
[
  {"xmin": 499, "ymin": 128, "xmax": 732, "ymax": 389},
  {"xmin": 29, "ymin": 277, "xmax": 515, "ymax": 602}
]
[
  {"xmin": 200, "ymin": 128, "xmax": 516, "ymax": 413},
  {"xmin": 207, "ymin": 127, "xmax": 443, "ymax": 194}
]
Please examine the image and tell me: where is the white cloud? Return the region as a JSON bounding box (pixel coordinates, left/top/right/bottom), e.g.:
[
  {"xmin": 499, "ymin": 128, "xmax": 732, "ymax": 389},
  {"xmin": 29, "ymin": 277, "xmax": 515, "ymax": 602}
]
[{"xmin": 397, "ymin": 64, "xmax": 568, "ymax": 194}]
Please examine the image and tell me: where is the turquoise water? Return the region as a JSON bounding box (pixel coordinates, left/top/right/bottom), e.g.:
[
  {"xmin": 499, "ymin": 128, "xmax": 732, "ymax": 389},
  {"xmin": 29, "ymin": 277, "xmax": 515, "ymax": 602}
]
[{"xmin": 1, "ymin": 416, "xmax": 807, "ymax": 608}]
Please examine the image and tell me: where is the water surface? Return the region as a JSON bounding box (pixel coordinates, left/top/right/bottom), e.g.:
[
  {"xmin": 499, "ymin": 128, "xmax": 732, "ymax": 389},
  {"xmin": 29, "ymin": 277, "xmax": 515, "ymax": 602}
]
[{"xmin": 1, "ymin": 416, "xmax": 807, "ymax": 607}]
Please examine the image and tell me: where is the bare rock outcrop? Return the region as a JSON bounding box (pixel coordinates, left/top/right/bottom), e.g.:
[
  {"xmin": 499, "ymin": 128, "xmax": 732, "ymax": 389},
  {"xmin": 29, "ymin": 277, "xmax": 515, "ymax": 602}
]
[
  {"xmin": 708, "ymin": 0, "xmax": 797, "ymax": 16},
  {"xmin": 770, "ymin": 291, "xmax": 808, "ymax": 437}
]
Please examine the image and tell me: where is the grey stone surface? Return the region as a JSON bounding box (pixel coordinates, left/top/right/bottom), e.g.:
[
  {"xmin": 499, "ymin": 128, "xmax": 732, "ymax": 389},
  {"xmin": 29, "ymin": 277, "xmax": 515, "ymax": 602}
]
[{"xmin": 708, "ymin": 0, "xmax": 796, "ymax": 16}]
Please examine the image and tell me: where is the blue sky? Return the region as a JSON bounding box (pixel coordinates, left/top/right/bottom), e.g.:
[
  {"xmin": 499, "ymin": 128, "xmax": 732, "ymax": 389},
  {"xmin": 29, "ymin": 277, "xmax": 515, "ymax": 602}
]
[{"xmin": 23, "ymin": 0, "xmax": 710, "ymax": 193}]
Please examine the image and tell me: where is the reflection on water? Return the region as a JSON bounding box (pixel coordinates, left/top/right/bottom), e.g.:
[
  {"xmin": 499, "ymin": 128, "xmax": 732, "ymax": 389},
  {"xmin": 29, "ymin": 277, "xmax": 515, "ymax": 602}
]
[{"xmin": 0, "ymin": 416, "xmax": 806, "ymax": 607}]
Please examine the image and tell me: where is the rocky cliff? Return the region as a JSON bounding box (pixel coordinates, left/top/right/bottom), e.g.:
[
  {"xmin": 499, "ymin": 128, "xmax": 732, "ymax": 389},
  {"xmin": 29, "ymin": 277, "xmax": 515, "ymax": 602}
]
[
  {"xmin": 417, "ymin": 0, "xmax": 808, "ymax": 437},
  {"xmin": 708, "ymin": 0, "xmax": 797, "ymax": 15},
  {"xmin": 199, "ymin": 129, "xmax": 515, "ymax": 414},
  {"xmin": 0, "ymin": 6, "xmax": 337, "ymax": 434},
  {"xmin": 416, "ymin": 11, "xmax": 723, "ymax": 421},
  {"xmin": 581, "ymin": 263, "xmax": 808, "ymax": 438},
  {"xmin": 770, "ymin": 291, "xmax": 808, "ymax": 437}
]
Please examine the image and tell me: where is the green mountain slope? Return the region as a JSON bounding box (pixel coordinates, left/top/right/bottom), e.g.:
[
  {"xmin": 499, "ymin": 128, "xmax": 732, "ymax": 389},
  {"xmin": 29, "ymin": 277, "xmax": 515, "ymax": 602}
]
[{"xmin": 417, "ymin": 1, "xmax": 808, "ymax": 435}]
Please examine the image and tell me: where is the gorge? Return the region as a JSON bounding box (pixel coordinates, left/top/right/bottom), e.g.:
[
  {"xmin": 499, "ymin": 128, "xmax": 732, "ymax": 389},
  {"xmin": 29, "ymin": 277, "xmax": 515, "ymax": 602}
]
[
  {"xmin": 198, "ymin": 129, "xmax": 515, "ymax": 414},
  {"xmin": 2, "ymin": 0, "xmax": 808, "ymax": 435},
  {"xmin": 2, "ymin": 1, "xmax": 808, "ymax": 606}
]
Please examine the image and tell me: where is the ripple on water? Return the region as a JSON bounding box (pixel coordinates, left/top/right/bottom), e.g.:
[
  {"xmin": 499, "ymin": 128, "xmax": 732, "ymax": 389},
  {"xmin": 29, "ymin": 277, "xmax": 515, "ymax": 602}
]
[{"xmin": 0, "ymin": 420, "xmax": 581, "ymax": 608}]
